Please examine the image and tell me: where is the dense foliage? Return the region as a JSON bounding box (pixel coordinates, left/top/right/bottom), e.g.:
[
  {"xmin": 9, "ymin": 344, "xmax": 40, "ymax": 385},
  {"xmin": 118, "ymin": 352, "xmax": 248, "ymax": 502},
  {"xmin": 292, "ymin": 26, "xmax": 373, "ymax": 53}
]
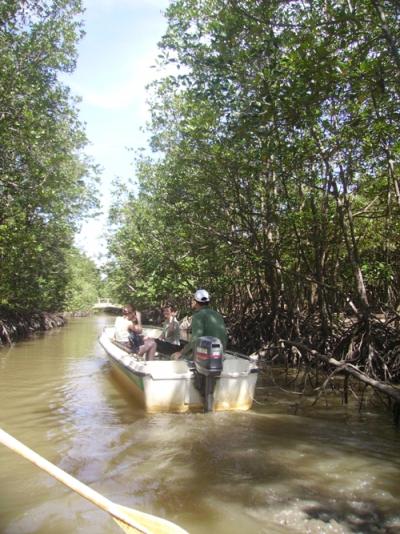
[
  {"xmin": 106, "ymin": 0, "xmax": 400, "ymax": 399},
  {"xmin": 64, "ymin": 248, "xmax": 102, "ymax": 312},
  {"xmin": 0, "ymin": 0, "xmax": 99, "ymax": 312},
  {"xmin": 108, "ymin": 0, "xmax": 399, "ymax": 315}
]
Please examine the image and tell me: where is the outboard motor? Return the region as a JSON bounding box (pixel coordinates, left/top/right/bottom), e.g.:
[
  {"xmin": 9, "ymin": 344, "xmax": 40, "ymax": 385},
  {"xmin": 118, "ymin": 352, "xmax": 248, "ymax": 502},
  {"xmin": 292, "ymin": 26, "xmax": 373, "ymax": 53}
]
[{"xmin": 194, "ymin": 336, "xmax": 224, "ymax": 412}]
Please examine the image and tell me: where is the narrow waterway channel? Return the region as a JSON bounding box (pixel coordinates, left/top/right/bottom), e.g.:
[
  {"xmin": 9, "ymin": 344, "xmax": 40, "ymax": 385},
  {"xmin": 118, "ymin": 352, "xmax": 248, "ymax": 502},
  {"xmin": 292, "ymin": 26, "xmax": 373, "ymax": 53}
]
[{"xmin": 0, "ymin": 315, "xmax": 399, "ymax": 534}]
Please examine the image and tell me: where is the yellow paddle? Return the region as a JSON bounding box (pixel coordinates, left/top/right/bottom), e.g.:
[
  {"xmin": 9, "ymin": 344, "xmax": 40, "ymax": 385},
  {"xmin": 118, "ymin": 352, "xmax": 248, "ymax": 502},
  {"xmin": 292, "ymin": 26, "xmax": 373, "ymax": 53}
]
[{"xmin": 0, "ymin": 428, "xmax": 188, "ymax": 534}]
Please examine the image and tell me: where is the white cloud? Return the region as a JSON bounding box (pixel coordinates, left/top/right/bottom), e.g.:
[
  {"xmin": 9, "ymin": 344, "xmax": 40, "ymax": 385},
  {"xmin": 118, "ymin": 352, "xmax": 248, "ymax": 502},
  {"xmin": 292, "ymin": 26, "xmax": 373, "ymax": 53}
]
[
  {"xmin": 69, "ymin": 3, "xmax": 171, "ymax": 112},
  {"xmin": 72, "ymin": 59, "xmax": 159, "ymax": 111},
  {"xmin": 70, "ymin": 0, "xmax": 172, "ymax": 261}
]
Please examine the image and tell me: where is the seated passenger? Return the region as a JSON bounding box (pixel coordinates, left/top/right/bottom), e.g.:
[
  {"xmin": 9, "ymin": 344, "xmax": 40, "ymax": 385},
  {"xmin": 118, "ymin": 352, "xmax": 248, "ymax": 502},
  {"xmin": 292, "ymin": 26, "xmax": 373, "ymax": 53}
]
[
  {"xmin": 114, "ymin": 304, "xmax": 156, "ymax": 361},
  {"xmin": 114, "ymin": 306, "xmax": 132, "ymax": 346},
  {"xmin": 155, "ymin": 304, "xmax": 182, "ymax": 356},
  {"xmin": 126, "ymin": 307, "xmax": 157, "ymax": 361}
]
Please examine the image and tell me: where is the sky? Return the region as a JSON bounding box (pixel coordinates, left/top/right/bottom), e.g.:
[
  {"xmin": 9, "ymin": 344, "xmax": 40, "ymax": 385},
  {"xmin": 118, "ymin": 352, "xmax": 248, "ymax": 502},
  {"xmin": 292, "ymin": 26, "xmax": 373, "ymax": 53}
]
[{"xmin": 67, "ymin": 0, "xmax": 171, "ymax": 264}]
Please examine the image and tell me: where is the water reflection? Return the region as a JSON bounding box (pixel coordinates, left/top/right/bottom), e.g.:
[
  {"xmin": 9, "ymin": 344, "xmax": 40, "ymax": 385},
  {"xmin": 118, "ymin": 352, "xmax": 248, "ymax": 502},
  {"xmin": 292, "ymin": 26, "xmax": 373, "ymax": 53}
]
[{"xmin": 0, "ymin": 316, "xmax": 399, "ymax": 533}]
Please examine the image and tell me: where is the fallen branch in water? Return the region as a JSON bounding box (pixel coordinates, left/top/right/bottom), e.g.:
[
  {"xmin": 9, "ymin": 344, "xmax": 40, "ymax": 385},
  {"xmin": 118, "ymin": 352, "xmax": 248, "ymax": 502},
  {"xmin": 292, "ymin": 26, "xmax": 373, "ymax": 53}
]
[{"xmin": 280, "ymin": 339, "xmax": 400, "ymax": 404}]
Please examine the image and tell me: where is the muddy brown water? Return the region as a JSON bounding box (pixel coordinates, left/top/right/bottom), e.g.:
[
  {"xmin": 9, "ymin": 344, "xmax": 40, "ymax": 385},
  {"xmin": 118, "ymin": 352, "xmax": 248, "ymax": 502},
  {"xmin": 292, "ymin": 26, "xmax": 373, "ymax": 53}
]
[{"xmin": 0, "ymin": 315, "xmax": 399, "ymax": 534}]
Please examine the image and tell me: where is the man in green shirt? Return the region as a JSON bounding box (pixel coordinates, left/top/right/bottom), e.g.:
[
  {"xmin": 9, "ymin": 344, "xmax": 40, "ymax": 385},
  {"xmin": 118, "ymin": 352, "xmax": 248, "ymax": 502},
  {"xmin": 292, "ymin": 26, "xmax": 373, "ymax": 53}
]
[{"xmin": 172, "ymin": 289, "xmax": 227, "ymax": 360}]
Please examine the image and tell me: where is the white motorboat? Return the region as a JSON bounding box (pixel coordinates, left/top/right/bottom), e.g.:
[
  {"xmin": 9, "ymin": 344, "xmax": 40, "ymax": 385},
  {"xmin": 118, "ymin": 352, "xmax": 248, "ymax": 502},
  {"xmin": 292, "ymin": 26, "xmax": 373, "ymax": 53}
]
[{"xmin": 98, "ymin": 326, "xmax": 258, "ymax": 413}]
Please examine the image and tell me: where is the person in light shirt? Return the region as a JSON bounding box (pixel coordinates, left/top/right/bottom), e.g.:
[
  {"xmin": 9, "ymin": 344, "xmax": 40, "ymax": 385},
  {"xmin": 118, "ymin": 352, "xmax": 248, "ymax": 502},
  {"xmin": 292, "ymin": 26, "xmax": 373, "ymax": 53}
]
[
  {"xmin": 155, "ymin": 304, "xmax": 182, "ymax": 355},
  {"xmin": 114, "ymin": 304, "xmax": 156, "ymax": 360},
  {"xmin": 114, "ymin": 306, "xmax": 135, "ymax": 343}
]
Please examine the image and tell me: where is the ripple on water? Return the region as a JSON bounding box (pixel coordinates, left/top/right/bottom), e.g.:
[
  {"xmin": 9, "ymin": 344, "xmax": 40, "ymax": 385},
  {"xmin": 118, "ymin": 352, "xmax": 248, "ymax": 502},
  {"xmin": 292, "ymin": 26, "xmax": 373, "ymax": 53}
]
[{"xmin": 1, "ymin": 318, "xmax": 400, "ymax": 534}]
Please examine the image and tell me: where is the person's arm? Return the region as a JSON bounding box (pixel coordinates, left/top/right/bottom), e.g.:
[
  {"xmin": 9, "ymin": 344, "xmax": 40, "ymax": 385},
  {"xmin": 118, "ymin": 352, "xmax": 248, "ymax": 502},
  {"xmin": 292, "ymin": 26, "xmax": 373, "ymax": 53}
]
[
  {"xmin": 166, "ymin": 321, "xmax": 174, "ymax": 336},
  {"xmin": 173, "ymin": 318, "xmax": 180, "ymax": 339},
  {"xmin": 172, "ymin": 340, "xmax": 192, "ymax": 360},
  {"xmin": 165, "ymin": 315, "xmax": 179, "ymax": 337},
  {"xmin": 180, "ymin": 339, "xmax": 193, "ymax": 357},
  {"xmin": 128, "ymin": 317, "xmax": 142, "ymax": 334},
  {"xmin": 159, "ymin": 318, "xmax": 170, "ymax": 340}
]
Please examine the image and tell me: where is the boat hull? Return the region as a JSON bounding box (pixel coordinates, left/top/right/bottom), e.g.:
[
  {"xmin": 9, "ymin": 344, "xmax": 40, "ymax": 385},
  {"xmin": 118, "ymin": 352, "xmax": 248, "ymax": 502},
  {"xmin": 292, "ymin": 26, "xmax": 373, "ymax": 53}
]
[{"xmin": 99, "ymin": 327, "xmax": 258, "ymax": 413}]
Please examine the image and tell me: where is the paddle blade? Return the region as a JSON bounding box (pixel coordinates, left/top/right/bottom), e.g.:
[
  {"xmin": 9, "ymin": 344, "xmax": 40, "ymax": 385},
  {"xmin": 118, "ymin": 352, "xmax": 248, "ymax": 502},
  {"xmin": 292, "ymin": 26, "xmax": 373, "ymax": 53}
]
[{"xmin": 113, "ymin": 504, "xmax": 189, "ymax": 534}]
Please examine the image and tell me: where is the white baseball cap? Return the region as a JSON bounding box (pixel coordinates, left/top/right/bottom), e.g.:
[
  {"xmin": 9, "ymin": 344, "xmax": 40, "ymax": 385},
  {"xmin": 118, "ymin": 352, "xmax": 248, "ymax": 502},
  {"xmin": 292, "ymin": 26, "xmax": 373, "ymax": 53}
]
[{"xmin": 194, "ymin": 289, "xmax": 210, "ymax": 303}]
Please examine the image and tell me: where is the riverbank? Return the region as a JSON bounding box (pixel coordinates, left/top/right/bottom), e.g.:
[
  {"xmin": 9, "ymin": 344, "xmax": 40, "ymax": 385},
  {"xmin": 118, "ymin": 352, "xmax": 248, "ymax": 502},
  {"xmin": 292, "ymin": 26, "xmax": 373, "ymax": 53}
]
[
  {"xmin": 0, "ymin": 305, "xmax": 164, "ymax": 347},
  {"xmin": 0, "ymin": 305, "xmax": 66, "ymax": 346}
]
